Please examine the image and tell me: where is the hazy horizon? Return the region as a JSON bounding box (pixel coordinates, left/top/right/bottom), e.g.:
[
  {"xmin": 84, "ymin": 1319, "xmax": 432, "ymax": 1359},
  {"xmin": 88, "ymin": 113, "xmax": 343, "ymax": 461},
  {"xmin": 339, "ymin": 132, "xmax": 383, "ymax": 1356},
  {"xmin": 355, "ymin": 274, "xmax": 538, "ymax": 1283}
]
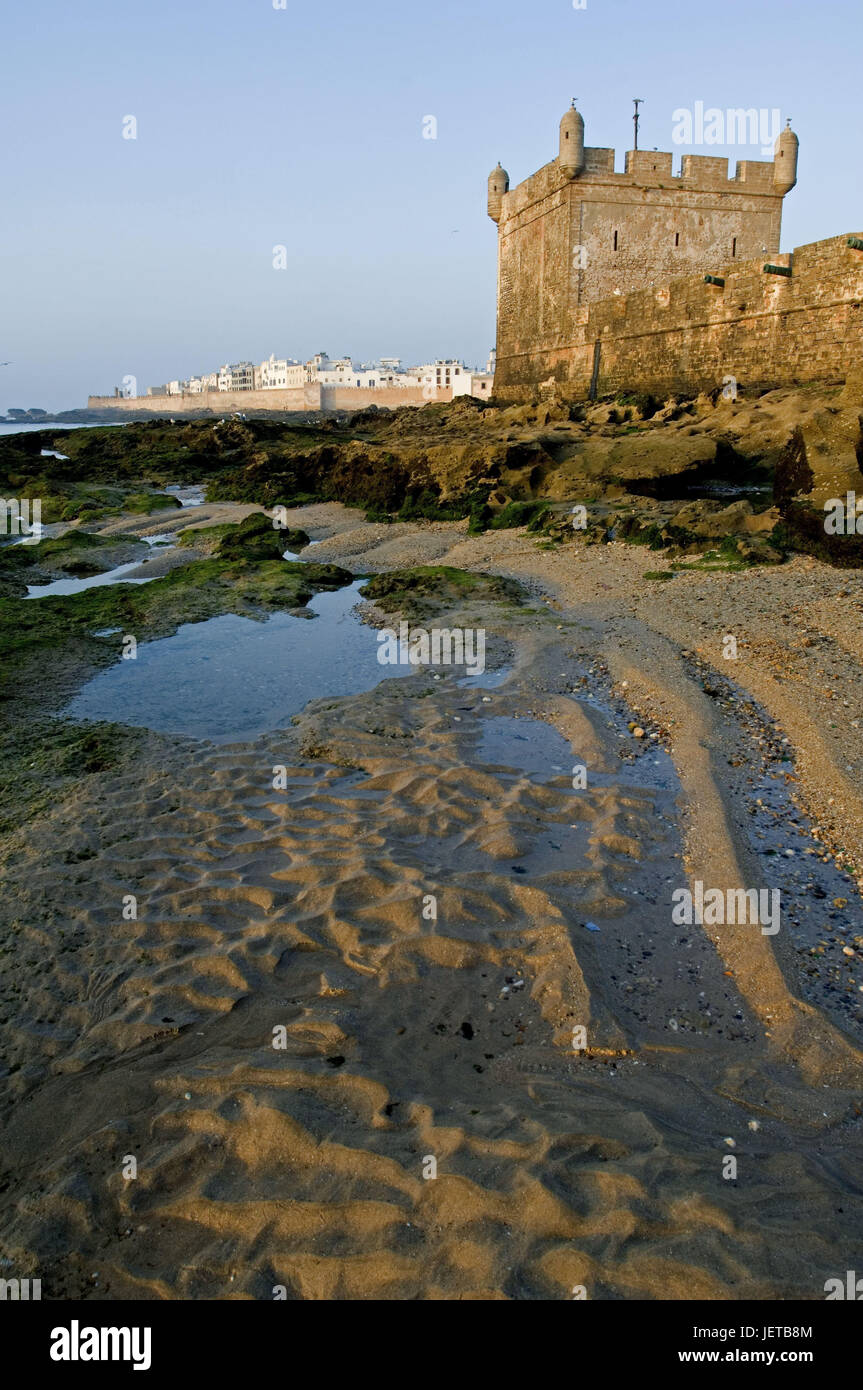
[{"xmin": 2, "ymin": 0, "xmax": 861, "ymax": 412}]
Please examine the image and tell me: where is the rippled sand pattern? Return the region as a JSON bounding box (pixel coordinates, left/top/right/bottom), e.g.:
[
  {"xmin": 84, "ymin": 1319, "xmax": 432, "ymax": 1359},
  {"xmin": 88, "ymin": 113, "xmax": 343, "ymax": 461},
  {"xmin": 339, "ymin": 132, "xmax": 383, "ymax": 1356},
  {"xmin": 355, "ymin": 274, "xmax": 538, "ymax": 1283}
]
[{"xmin": 1, "ymin": 628, "xmax": 862, "ymax": 1301}]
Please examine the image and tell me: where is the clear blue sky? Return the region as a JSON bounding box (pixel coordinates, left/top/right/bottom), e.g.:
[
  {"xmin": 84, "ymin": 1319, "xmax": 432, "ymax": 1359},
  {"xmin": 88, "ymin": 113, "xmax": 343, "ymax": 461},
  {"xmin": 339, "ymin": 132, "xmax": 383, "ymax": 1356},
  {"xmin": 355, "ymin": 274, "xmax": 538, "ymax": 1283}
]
[{"xmin": 1, "ymin": 0, "xmax": 860, "ymax": 411}]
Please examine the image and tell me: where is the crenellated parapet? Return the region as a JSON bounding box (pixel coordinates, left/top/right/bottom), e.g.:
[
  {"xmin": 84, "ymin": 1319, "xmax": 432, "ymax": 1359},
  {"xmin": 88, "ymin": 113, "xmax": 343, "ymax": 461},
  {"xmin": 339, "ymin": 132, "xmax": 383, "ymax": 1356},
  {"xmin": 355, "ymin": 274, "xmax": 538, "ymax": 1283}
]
[
  {"xmin": 489, "ymin": 101, "xmax": 799, "ymax": 223},
  {"xmin": 493, "ymin": 143, "xmax": 796, "ymax": 213}
]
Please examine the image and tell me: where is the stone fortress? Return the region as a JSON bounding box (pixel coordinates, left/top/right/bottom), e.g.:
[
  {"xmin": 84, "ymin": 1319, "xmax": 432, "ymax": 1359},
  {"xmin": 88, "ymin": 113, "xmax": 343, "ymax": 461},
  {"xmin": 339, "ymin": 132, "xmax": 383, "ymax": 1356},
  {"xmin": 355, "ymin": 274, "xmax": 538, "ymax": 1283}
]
[{"xmin": 488, "ymin": 103, "xmax": 862, "ymax": 401}]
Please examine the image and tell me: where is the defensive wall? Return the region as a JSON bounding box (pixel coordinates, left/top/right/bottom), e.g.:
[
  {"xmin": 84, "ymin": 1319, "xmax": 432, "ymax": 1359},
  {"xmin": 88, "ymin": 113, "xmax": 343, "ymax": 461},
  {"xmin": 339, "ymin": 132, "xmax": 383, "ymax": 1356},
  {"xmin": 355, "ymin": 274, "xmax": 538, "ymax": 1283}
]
[
  {"xmin": 493, "ymin": 234, "xmax": 863, "ymax": 401},
  {"xmin": 86, "ymin": 383, "xmax": 452, "ymax": 416}
]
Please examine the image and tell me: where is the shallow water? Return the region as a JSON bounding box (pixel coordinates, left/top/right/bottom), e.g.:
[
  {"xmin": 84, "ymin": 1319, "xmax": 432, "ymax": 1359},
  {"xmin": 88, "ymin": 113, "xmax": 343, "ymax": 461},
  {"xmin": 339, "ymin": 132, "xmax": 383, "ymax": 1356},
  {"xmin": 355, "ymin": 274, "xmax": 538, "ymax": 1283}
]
[
  {"xmin": 1, "ymin": 522, "xmax": 62, "ymax": 548},
  {"xmin": 476, "ymin": 715, "xmax": 576, "ymax": 783},
  {"xmin": 25, "ymin": 533, "xmax": 176, "ymax": 598},
  {"xmin": 282, "ymin": 539, "xmax": 322, "ymax": 562},
  {"xmin": 458, "ymin": 665, "xmax": 512, "ymax": 690},
  {"xmin": 0, "ymin": 422, "xmax": 125, "ymax": 435},
  {"xmin": 475, "ymin": 709, "xmax": 677, "ymax": 791},
  {"xmin": 64, "ymin": 580, "xmax": 413, "ymax": 742},
  {"xmin": 25, "ymin": 560, "xmax": 158, "ymax": 599},
  {"xmin": 165, "ymin": 485, "xmax": 206, "ymax": 508}
]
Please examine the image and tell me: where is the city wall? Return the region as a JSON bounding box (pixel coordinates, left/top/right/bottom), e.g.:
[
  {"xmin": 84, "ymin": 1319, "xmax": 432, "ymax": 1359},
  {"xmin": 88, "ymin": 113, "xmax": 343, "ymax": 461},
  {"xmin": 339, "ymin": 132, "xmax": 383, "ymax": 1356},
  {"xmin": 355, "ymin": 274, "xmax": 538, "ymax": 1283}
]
[
  {"xmin": 321, "ymin": 384, "xmax": 452, "ymax": 410},
  {"xmin": 86, "ymin": 383, "xmax": 451, "ymax": 416},
  {"xmin": 494, "ymin": 234, "xmax": 863, "ymax": 401}
]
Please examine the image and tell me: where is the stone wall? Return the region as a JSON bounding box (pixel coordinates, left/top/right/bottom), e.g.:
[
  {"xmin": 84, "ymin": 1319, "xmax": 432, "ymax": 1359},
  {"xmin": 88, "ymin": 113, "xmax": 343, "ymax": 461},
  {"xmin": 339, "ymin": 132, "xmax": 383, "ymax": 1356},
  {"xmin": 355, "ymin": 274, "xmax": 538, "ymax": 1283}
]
[
  {"xmin": 319, "ymin": 385, "xmax": 451, "ymax": 410},
  {"xmin": 87, "ymin": 385, "xmax": 319, "ymax": 415},
  {"xmin": 493, "ymin": 234, "xmax": 863, "ymax": 402},
  {"xmin": 86, "ymin": 383, "xmax": 451, "ymax": 416}
]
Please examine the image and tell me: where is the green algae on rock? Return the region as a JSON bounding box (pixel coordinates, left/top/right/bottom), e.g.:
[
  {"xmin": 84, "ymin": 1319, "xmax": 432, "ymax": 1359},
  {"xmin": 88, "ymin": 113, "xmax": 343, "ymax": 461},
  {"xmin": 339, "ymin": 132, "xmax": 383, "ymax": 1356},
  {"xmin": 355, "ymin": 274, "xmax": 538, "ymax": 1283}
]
[
  {"xmin": 359, "ymin": 566, "xmax": 525, "ymax": 619},
  {"xmin": 0, "ymin": 549, "xmax": 354, "ymax": 700}
]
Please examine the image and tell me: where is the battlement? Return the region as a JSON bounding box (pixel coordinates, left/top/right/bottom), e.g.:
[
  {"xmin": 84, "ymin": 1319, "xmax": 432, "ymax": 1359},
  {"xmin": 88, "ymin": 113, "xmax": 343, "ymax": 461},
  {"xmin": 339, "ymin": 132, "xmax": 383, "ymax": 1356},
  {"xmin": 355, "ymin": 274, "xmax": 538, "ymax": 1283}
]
[
  {"xmin": 733, "ymin": 160, "xmax": 776, "ymax": 190},
  {"xmin": 503, "ymin": 147, "xmax": 788, "ymax": 211},
  {"xmin": 625, "ymin": 150, "xmax": 673, "ymax": 178},
  {"xmin": 583, "ymin": 147, "xmax": 615, "ymax": 176}
]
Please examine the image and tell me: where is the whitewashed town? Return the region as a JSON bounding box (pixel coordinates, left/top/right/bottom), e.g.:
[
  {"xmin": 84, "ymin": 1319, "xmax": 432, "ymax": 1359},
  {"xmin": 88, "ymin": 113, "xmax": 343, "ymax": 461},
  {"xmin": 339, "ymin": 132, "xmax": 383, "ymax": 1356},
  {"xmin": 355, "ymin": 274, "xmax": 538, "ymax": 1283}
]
[{"xmin": 142, "ymin": 351, "xmax": 496, "ymax": 400}]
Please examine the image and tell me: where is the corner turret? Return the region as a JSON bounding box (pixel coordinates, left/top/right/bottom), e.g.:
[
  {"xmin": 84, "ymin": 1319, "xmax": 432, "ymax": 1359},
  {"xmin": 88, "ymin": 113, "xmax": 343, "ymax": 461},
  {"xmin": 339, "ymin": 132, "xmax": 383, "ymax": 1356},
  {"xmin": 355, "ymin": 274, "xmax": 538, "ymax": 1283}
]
[
  {"xmin": 559, "ymin": 100, "xmax": 585, "ymax": 179},
  {"xmin": 774, "ymin": 120, "xmax": 799, "ymax": 194},
  {"xmin": 487, "ymin": 162, "xmax": 509, "ymax": 223}
]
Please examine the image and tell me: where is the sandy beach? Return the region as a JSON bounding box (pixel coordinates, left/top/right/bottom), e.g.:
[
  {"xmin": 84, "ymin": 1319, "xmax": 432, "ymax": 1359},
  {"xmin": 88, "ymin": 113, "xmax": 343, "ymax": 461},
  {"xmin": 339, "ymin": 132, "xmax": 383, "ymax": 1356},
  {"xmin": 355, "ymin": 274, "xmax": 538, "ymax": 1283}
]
[{"xmin": 1, "ymin": 494, "xmax": 861, "ymax": 1301}]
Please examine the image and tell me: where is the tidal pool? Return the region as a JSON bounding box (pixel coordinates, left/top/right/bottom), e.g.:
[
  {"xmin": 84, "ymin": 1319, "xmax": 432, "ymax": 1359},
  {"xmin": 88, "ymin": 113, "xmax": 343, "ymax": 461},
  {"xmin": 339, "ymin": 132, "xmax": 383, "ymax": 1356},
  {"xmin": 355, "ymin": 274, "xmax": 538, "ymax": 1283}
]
[
  {"xmin": 26, "ymin": 561, "xmax": 158, "ymax": 599},
  {"xmin": 475, "ymin": 716, "xmax": 575, "ymax": 783},
  {"xmin": 458, "ymin": 666, "xmax": 512, "ymax": 690},
  {"xmin": 63, "ymin": 580, "xmax": 412, "ymax": 743},
  {"xmin": 26, "ymin": 535, "xmax": 176, "ymax": 598},
  {"xmin": 475, "ymin": 711, "xmax": 678, "ymax": 793}
]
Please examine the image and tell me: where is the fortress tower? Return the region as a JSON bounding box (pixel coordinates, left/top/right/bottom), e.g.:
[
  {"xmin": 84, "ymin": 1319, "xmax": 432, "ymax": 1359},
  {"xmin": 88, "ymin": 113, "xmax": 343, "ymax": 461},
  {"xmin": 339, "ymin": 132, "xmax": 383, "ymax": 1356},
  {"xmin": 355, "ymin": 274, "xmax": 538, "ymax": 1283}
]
[{"xmin": 488, "ymin": 102, "xmax": 799, "ymax": 396}]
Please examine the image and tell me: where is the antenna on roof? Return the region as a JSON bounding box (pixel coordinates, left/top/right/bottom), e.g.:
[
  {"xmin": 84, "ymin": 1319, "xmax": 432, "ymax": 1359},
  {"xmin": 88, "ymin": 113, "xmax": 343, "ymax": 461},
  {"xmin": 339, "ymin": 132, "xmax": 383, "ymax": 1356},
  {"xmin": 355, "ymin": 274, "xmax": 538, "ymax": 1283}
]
[{"xmin": 633, "ymin": 98, "xmax": 644, "ymax": 151}]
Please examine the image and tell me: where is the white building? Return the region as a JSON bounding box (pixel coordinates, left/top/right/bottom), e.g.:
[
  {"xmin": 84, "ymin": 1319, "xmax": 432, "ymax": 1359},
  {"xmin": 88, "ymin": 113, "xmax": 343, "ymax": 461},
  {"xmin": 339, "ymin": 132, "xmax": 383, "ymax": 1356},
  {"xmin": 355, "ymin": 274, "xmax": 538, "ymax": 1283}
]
[
  {"xmin": 452, "ymin": 372, "xmax": 494, "ymax": 399},
  {"xmin": 305, "ymin": 352, "xmax": 331, "ymax": 381},
  {"xmin": 145, "ymin": 353, "xmax": 478, "ymax": 399},
  {"xmin": 397, "ymin": 360, "xmax": 467, "ymax": 397},
  {"xmin": 302, "ymin": 353, "xmax": 432, "ymax": 389},
  {"xmin": 183, "ymin": 373, "xmax": 218, "ymax": 393},
  {"xmin": 256, "ymin": 355, "xmax": 304, "ymax": 389},
  {"xmin": 217, "ymin": 362, "xmax": 255, "ymax": 392},
  {"xmin": 368, "ymin": 367, "xmax": 409, "ymax": 388},
  {"xmin": 311, "ymin": 356, "xmax": 354, "ymax": 384},
  {"xmin": 418, "ymin": 360, "xmax": 466, "ymax": 391},
  {"xmin": 306, "ymin": 355, "xmax": 395, "ymax": 389}
]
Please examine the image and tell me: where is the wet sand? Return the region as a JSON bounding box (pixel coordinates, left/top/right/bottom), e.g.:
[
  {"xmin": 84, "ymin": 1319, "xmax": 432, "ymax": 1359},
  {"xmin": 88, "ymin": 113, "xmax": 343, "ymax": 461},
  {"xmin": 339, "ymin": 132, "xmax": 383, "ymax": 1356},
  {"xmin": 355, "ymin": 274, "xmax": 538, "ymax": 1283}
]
[{"xmin": 1, "ymin": 505, "xmax": 861, "ymax": 1300}]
